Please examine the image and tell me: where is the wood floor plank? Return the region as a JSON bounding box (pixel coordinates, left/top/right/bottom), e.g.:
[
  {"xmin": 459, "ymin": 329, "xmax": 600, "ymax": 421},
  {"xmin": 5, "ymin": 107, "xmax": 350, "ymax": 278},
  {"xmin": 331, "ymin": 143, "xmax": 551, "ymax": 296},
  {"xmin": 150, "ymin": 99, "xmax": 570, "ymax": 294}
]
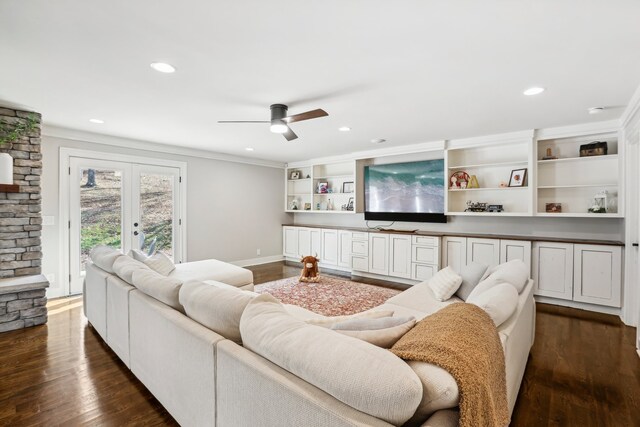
[{"xmin": 0, "ymin": 262, "xmax": 638, "ymax": 426}]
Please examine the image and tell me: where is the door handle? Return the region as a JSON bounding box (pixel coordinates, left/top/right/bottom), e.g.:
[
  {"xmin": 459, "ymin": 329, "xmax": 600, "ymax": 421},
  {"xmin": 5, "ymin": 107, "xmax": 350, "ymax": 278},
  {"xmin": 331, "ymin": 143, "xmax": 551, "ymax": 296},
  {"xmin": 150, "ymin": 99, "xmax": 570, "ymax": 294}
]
[
  {"xmin": 134, "ymin": 231, "xmax": 139, "ymax": 236},
  {"xmin": 134, "ymin": 222, "xmax": 139, "ymax": 227},
  {"xmin": 633, "ymin": 243, "xmax": 638, "ymax": 247}
]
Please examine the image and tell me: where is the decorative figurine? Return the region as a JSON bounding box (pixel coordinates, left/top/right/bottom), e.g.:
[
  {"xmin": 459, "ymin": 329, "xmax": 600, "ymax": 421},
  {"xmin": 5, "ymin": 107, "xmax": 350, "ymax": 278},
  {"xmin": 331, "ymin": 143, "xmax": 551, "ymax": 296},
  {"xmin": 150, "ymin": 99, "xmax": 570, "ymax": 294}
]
[{"xmin": 299, "ymin": 254, "xmax": 320, "ymax": 283}]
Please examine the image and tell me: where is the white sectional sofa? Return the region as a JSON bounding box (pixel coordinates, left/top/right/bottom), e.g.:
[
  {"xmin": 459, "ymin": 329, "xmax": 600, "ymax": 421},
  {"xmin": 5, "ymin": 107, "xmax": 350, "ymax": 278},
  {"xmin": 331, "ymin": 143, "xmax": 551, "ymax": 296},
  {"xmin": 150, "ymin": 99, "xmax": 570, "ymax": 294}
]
[{"xmin": 84, "ymin": 248, "xmax": 535, "ymax": 427}]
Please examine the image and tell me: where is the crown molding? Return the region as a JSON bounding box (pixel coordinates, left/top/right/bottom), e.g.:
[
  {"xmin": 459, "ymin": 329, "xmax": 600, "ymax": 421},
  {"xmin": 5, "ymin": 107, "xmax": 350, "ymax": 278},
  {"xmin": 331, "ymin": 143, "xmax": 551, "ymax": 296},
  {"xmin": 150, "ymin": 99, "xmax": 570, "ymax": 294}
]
[
  {"xmin": 446, "ymin": 129, "xmax": 534, "ymax": 150},
  {"xmin": 535, "ymin": 120, "xmax": 619, "ymax": 140},
  {"xmin": 41, "ymin": 125, "xmax": 286, "ymax": 169}
]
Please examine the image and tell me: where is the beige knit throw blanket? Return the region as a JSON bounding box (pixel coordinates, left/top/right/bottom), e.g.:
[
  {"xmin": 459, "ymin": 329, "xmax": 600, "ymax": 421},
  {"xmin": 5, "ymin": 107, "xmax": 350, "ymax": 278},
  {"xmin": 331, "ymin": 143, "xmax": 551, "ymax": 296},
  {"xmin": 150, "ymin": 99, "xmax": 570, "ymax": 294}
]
[{"xmin": 390, "ymin": 303, "xmax": 509, "ymax": 427}]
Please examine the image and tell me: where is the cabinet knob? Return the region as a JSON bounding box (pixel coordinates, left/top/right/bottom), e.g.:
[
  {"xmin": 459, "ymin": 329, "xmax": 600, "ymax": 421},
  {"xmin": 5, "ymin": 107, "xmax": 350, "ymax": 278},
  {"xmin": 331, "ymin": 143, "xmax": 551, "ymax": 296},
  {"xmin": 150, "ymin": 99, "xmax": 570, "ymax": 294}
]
[{"xmin": 633, "ymin": 243, "xmax": 639, "ymax": 247}]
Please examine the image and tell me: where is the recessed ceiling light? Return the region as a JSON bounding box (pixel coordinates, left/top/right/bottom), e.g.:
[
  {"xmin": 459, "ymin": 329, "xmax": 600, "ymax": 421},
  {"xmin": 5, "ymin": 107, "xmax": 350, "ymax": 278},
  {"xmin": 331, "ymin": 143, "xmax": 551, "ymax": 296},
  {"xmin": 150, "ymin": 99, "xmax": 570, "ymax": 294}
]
[
  {"xmin": 338, "ymin": 126, "xmax": 351, "ymax": 132},
  {"xmin": 89, "ymin": 118, "xmax": 104, "ymax": 124},
  {"xmin": 371, "ymin": 138, "xmax": 386, "ymax": 144},
  {"xmin": 523, "ymin": 87, "xmax": 545, "ymax": 96},
  {"xmin": 588, "ymin": 107, "xmax": 605, "ymax": 115},
  {"xmin": 150, "ymin": 62, "xmax": 176, "ymax": 73},
  {"xmin": 245, "ymin": 147, "xmax": 254, "ymax": 151}
]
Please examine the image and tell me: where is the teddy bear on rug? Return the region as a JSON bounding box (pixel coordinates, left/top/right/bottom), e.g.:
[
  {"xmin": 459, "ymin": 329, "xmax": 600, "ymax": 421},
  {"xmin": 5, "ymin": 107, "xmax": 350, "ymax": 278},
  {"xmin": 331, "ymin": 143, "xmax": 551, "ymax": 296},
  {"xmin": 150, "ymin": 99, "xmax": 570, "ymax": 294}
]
[{"xmin": 299, "ymin": 254, "xmax": 320, "ymax": 283}]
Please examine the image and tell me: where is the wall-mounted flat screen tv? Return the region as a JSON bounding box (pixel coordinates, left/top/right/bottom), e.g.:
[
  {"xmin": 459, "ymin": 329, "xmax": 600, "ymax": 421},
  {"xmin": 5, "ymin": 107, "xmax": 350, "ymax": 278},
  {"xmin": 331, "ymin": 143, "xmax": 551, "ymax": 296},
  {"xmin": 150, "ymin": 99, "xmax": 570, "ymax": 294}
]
[{"xmin": 364, "ymin": 159, "xmax": 447, "ymax": 223}]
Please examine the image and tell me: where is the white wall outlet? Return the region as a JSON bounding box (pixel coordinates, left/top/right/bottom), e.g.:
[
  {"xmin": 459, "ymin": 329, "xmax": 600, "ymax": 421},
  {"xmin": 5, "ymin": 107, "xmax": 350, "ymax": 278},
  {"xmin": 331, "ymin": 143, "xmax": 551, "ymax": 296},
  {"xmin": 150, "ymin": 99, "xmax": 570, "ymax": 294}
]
[
  {"xmin": 45, "ymin": 273, "xmax": 55, "ymax": 284},
  {"xmin": 257, "ymin": 248, "xmax": 261, "ymax": 256},
  {"xmin": 42, "ymin": 216, "xmax": 55, "ymax": 226}
]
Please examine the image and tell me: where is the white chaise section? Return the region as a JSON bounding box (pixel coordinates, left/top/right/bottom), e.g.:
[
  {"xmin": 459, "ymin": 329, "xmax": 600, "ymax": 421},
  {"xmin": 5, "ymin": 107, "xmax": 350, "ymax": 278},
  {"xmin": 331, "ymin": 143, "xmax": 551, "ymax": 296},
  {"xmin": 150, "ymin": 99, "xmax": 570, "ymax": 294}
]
[
  {"xmin": 84, "ymin": 261, "xmax": 108, "ymax": 341},
  {"xmin": 170, "ymin": 259, "xmax": 254, "ymax": 290}
]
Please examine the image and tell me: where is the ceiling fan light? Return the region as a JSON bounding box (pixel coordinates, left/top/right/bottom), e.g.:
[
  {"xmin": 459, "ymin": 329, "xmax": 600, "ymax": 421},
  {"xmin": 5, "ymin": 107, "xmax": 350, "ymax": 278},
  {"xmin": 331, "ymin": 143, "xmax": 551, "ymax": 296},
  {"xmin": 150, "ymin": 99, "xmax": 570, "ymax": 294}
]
[{"xmin": 270, "ymin": 120, "xmax": 288, "ymax": 134}]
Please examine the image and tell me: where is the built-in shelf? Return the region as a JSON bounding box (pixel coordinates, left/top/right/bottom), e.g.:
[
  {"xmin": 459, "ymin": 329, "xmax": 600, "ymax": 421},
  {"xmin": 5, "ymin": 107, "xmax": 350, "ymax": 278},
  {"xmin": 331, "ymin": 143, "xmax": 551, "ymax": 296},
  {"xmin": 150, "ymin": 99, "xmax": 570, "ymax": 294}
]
[
  {"xmin": 314, "ymin": 193, "xmax": 354, "ymax": 196},
  {"xmin": 448, "ymin": 160, "xmax": 528, "ymax": 170},
  {"xmin": 288, "ymin": 178, "xmax": 310, "ymax": 182},
  {"xmin": 448, "ymin": 186, "xmax": 528, "ymax": 192},
  {"xmin": 538, "ymin": 184, "xmax": 617, "ymax": 189},
  {"xmin": 287, "ymin": 193, "xmax": 311, "ymax": 196},
  {"xmin": 286, "ymin": 161, "xmax": 356, "ymax": 214},
  {"xmin": 0, "ymin": 184, "xmax": 19, "ymax": 193},
  {"xmin": 449, "ymin": 211, "xmax": 530, "ymax": 217},
  {"xmin": 535, "ymin": 212, "xmax": 623, "ymax": 218},
  {"xmin": 313, "ymin": 175, "xmax": 354, "ymax": 180},
  {"xmin": 537, "ymin": 155, "xmax": 618, "ymax": 164}
]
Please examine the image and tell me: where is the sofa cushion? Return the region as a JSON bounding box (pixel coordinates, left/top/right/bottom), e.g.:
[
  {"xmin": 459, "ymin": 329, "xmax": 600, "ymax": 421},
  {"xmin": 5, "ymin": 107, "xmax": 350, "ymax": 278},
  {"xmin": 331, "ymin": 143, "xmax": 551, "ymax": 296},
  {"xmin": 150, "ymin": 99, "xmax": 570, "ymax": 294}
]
[
  {"xmin": 144, "ymin": 251, "xmax": 176, "ymax": 276},
  {"xmin": 90, "ymin": 246, "xmax": 122, "ymax": 273},
  {"xmin": 421, "ymin": 409, "xmax": 460, "ymax": 427},
  {"xmin": 488, "ymin": 259, "xmax": 529, "ymax": 293},
  {"xmin": 455, "ymin": 262, "xmax": 489, "ymax": 301},
  {"xmin": 305, "ymin": 309, "xmax": 395, "ymax": 327},
  {"xmin": 170, "ymin": 259, "xmax": 253, "ymax": 287},
  {"xmin": 428, "ymin": 267, "xmax": 463, "ymax": 301},
  {"xmin": 387, "ymin": 281, "xmax": 462, "ymax": 316},
  {"xmin": 240, "ymin": 294, "xmax": 423, "ymax": 425},
  {"xmin": 113, "ymin": 255, "xmax": 150, "ymax": 284},
  {"xmin": 131, "ymin": 268, "xmax": 184, "ymax": 312},
  {"xmin": 467, "ymin": 282, "xmax": 519, "ymax": 327},
  {"xmin": 179, "ymin": 280, "xmax": 255, "ymax": 343},
  {"xmin": 405, "ymin": 361, "xmax": 460, "ymax": 425},
  {"xmin": 331, "ymin": 316, "xmax": 416, "ymax": 348}
]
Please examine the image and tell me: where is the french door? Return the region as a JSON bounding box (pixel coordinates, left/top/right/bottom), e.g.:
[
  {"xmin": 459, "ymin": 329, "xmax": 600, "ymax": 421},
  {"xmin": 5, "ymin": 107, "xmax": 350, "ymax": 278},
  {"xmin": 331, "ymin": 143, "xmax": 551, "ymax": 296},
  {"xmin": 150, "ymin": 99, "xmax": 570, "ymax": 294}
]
[{"xmin": 68, "ymin": 157, "xmax": 183, "ymax": 295}]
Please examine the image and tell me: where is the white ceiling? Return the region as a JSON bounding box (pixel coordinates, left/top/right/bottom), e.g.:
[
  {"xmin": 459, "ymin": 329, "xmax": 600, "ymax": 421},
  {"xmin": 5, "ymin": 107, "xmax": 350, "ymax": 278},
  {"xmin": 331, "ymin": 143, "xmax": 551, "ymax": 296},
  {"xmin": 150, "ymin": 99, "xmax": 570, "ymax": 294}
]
[{"xmin": 1, "ymin": 0, "xmax": 640, "ymax": 163}]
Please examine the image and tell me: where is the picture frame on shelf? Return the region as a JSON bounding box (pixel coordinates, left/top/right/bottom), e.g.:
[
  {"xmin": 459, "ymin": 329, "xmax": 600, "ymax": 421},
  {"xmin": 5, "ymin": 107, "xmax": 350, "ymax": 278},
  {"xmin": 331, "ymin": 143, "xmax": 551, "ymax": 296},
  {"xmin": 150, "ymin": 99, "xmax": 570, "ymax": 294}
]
[
  {"xmin": 508, "ymin": 168, "xmax": 527, "ymax": 187},
  {"xmin": 290, "ymin": 170, "xmax": 300, "ymax": 180},
  {"xmin": 546, "ymin": 203, "xmax": 562, "ymax": 213},
  {"xmin": 342, "ymin": 181, "xmax": 354, "ymax": 193},
  {"xmin": 317, "ymin": 182, "xmax": 328, "ymax": 194},
  {"xmin": 304, "ymin": 203, "xmax": 311, "ymax": 211}
]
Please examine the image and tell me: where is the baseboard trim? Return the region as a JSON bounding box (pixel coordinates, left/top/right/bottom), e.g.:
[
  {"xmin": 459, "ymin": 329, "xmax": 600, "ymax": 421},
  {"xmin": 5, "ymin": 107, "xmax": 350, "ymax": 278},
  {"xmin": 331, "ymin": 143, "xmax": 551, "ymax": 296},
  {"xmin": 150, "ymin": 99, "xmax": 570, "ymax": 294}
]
[
  {"xmin": 534, "ymin": 296, "xmax": 622, "ymax": 319},
  {"xmin": 231, "ymin": 255, "xmax": 284, "ymax": 267}
]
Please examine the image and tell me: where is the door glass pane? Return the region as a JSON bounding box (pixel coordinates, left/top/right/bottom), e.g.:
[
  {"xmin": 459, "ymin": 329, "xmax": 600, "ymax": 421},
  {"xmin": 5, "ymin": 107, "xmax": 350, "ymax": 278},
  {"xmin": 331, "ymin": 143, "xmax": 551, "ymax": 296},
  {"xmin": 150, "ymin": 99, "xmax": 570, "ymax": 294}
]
[
  {"xmin": 79, "ymin": 169, "xmax": 122, "ymax": 271},
  {"xmin": 139, "ymin": 173, "xmax": 174, "ymax": 259}
]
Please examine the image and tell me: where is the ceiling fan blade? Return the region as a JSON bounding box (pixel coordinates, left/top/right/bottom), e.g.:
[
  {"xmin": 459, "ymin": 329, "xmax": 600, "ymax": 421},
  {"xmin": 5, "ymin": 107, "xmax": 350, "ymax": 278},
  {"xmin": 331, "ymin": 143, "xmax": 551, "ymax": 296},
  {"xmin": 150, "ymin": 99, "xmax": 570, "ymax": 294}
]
[
  {"xmin": 217, "ymin": 120, "xmax": 269, "ymax": 123},
  {"xmin": 282, "ymin": 109, "xmax": 328, "ymax": 124},
  {"xmin": 283, "ymin": 126, "xmax": 298, "ymax": 141}
]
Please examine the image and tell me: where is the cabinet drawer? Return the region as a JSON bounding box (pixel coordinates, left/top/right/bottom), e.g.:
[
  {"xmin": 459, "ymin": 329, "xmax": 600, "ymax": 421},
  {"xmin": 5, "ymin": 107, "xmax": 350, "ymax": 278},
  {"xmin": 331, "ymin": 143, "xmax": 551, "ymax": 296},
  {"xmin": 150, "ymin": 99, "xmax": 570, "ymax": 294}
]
[
  {"xmin": 352, "ymin": 232, "xmax": 368, "ymax": 241},
  {"xmin": 412, "ymin": 246, "xmax": 437, "ymax": 264},
  {"xmin": 412, "ymin": 263, "xmax": 436, "ymax": 282},
  {"xmin": 412, "ymin": 235, "xmax": 439, "ymax": 247},
  {"xmin": 352, "ymin": 256, "xmax": 369, "ymax": 272},
  {"xmin": 351, "ymin": 240, "xmax": 368, "ymax": 256}
]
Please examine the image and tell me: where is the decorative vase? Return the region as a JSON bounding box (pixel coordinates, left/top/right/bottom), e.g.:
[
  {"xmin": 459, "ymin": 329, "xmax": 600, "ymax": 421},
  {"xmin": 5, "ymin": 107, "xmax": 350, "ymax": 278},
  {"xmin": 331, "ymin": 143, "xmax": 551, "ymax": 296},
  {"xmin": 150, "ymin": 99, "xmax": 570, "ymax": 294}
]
[{"xmin": 0, "ymin": 153, "xmax": 12, "ymax": 185}]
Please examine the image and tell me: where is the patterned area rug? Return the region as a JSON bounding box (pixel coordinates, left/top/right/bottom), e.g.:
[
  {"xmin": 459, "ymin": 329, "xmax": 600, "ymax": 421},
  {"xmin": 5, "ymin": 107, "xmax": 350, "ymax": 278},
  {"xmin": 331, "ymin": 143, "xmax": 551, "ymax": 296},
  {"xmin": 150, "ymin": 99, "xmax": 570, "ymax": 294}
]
[{"xmin": 254, "ymin": 275, "xmax": 401, "ymax": 316}]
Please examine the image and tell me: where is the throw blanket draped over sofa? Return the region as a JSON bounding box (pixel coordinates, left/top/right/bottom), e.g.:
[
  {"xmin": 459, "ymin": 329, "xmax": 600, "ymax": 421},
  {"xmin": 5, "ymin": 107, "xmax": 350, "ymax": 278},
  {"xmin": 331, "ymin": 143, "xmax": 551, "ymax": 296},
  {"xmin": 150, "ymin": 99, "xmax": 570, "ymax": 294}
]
[{"xmin": 391, "ymin": 303, "xmax": 509, "ymax": 427}]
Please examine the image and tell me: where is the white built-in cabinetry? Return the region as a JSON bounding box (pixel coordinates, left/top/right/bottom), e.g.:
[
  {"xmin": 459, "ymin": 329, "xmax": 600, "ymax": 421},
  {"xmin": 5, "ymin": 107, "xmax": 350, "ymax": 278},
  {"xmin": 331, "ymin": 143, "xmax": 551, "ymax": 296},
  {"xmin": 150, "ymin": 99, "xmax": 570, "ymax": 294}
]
[
  {"xmin": 285, "ymin": 161, "xmax": 356, "ymax": 213},
  {"xmin": 442, "ymin": 236, "xmax": 531, "ymax": 271}
]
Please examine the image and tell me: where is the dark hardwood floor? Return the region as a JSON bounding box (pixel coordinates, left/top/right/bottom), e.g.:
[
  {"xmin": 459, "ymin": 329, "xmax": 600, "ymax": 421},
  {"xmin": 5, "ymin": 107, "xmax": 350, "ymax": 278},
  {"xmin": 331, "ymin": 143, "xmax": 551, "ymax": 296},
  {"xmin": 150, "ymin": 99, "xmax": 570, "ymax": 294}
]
[{"xmin": 0, "ymin": 262, "xmax": 638, "ymax": 426}]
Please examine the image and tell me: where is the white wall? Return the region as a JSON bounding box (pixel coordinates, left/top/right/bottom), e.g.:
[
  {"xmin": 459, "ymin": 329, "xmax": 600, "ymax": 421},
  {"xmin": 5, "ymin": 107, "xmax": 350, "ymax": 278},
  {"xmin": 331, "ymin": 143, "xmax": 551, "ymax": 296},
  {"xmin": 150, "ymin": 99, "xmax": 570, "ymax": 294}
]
[{"xmin": 41, "ymin": 134, "xmax": 290, "ymax": 297}]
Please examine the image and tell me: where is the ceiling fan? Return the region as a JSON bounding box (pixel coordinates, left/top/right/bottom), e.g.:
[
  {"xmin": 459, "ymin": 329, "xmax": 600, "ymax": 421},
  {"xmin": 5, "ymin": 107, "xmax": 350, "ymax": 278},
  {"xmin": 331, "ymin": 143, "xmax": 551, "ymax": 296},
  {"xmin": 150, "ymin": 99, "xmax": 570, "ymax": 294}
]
[{"xmin": 218, "ymin": 104, "xmax": 328, "ymax": 141}]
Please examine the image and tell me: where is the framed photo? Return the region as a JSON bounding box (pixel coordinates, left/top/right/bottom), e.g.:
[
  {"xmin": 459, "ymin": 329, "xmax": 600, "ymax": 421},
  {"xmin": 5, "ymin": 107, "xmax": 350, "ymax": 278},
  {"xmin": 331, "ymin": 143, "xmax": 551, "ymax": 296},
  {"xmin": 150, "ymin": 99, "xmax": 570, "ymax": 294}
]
[
  {"xmin": 342, "ymin": 181, "xmax": 354, "ymax": 193},
  {"xmin": 508, "ymin": 168, "xmax": 527, "ymax": 187},
  {"xmin": 317, "ymin": 182, "xmax": 328, "ymax": 194},
  {"xmin": 546, "ymin": 203, "xmax": 562, "ymax": 213},
  {"xmin": 290, "ymin": 170, "xmax": 300, "ymax": 180},
  {"xmin": 304, "ymin": 203, "xmax": 311, "ymax": 211}
]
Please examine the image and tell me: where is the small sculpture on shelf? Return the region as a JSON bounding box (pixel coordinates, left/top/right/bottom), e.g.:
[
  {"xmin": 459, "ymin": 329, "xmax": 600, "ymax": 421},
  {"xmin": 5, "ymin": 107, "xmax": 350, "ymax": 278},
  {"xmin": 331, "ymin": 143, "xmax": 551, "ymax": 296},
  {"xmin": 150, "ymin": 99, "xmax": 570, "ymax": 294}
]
[
  {"xmin": 289, "ymin": 199, "xmax": 299, "ymax": 210},
  {"xmin": 542, "ymin": 147, "xmax": 557, "ymax": 160},
  {"xmin": 486, "ymin": 204, "xmax": 504, "ymax": 212},
  {"xmin": 465, "ymin": 201, "xmax": 488, "ymax": 212},
  {"xmin": 468, "ymin": 175, "xmax": 480, "ymax": 188},
  {"xmin": 341, "ymin": 197, "xmax": 354, "ymax": 211},
  {"xmin": 450, "ymin": 171, "xmax": 470, "ymax": 189}
]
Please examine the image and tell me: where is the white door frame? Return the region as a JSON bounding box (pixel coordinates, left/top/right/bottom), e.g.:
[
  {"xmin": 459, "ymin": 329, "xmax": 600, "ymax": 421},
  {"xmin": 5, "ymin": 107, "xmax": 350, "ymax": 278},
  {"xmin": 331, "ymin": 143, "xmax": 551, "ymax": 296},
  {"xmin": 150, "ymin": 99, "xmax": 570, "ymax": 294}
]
[{"xmin": 59, "ymin": 148, "xmax": 187, "ymax": 297}]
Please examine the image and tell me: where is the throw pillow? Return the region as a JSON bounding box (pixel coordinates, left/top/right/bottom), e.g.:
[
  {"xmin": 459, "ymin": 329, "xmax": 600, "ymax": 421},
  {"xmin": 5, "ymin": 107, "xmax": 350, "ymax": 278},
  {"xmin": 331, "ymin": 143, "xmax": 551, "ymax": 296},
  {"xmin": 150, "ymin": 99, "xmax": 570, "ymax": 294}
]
[
  {"xmin": 179, "ymin": 280, "xmax": 255, "ymax": 343},
  {"xmin": 239, "ymin": 294, "xmax": 423, "ymax": 425},
  {"xmin": 144, "ymin": 251, "xmax": 176, "ymax": 276},
  {"xmin": 488, "ymin": 259, "xmax": 529, "ymax": 293},
  {"xmin": 403, "ymin": 361, "xmax": 460, "ymax": 425},
  {"xmin": 89, "ymin": 246, "xmax": 122, "ymax": 273},
  {"xmin": 112, "ymin": 255, "xmax": 150, "ymax": 284},
  {"xmin": 331, "ymin": 316, "xmax": 416, "ymax": 348},
  {"xmin": 305, "ymin": 309, "xmax": 395, "ymax": 327},
  {"xmin": 455, "ymin": 262, "xmax": 489, "ymax": 301},
  {"xmin": 128, "ymin": 249, "xmax": 148, "ymax": 262},
  {"xmin": 131, "ymin": 268, "xmax": 184, "ymax": 312},
  {"xmin": 467, "ymin": 282, "xmax": 519, "ymax": 327},
  {"xmin": 428, "ymin": 266, "xmax": 463, "ymax": 301}
]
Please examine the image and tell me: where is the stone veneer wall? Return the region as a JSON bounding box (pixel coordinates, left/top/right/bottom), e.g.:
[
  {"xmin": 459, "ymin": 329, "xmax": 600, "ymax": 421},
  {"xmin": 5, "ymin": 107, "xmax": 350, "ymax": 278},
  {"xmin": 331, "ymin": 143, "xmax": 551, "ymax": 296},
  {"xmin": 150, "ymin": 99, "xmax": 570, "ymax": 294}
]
[
  {"xmin": 0, "ymin": 106, "xmax": 42, "ymax": 278},
  {"xmin": 0, "ymin": 286, "xmax": 47, "ymax": 333}
]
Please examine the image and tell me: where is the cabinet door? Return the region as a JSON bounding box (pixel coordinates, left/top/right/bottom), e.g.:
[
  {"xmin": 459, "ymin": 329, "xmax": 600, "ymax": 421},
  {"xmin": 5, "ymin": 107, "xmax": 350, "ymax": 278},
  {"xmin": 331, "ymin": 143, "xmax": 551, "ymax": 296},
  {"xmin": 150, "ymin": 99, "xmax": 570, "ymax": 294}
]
[
  {"xmin": 412, "ymin": 263, "xmax": 436, "ymax": 282},
  {"xmin": 442, "ymin": 237, "xmax": 467, "ymax": 271},
  {"xmin": 467, "ymin": 238, "xmax": 500, "ymax": 268},
  {"xmin": 532, "ymin": 242, "xmax": 573, "ymax": 300},
  {"xmin": 389, "ymin": 234, "xmax": 412, "ymax": 279},
  {"xmin": 310, "ymin": 229, "xmax": 322, "ymax": 258},
  {"xmin": 352, "ymin": 256, "xmax": 369, "ymax": 272},
  {"xmin": 500, "ymin": 240, "xmax": 532, "ymax": 271},
  {"xmin": 338, "ymin": 230, "xmax": 352, "ymax": 268},
  {"xmin": 283, "ymin": 227, "xmax": 298, "ymax": 258},
  {"xmin": 297, "ymin": 228, "xmax": 311, "ymax": 258},
  {"xmin": 573, "ymin": 245, "xmax": 622, "ymax": 308},
  {"xmin": 321, "ymin": 229, "xmax": 338, "ymax": 266},
  {"xmin": 368, "ymin": 233, "xmax": 389, "ymax": 276}
]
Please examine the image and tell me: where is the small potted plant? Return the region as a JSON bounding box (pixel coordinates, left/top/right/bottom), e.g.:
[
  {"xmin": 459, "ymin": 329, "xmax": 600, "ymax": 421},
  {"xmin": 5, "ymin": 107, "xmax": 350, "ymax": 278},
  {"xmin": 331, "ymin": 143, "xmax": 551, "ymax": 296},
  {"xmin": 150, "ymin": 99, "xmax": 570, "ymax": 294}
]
[{"xmin": 0, "ymin": 113, "xmax": 38, "ymax": 184}]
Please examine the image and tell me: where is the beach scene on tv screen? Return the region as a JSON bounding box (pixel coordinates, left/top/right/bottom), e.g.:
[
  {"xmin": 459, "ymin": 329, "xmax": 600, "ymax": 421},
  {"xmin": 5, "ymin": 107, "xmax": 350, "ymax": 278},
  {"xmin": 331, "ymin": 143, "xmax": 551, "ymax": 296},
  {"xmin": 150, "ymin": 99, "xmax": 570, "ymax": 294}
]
[{"xmin": 365, "ymin": 159, "xmax": 445, "ymax": 213}]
